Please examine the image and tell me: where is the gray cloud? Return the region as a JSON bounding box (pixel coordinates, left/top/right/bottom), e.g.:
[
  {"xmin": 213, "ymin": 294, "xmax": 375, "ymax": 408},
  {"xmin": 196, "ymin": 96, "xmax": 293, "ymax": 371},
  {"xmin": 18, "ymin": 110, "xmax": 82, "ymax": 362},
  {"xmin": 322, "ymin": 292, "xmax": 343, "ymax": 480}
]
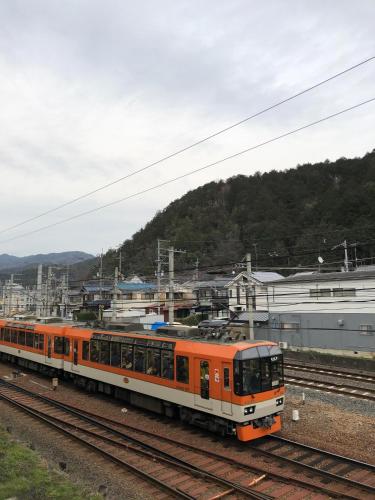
[{"xmin": 0, "ymin": 0, "xmax": 374, "ymax": 256}]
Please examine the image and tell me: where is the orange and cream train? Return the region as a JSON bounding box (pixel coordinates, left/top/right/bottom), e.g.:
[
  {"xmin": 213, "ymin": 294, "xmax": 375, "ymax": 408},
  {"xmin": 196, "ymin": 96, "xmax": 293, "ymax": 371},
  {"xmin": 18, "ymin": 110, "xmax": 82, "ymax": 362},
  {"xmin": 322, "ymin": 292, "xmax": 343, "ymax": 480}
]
[{"xmin": 0, "ymin": 319, "xmax": 285, "ymax": 441}]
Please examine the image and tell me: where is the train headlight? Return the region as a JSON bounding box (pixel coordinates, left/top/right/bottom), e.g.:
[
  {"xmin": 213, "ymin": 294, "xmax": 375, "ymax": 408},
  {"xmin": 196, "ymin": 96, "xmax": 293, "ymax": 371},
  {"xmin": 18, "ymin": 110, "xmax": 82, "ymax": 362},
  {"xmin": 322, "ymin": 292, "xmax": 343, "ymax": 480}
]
[
  {"xmin": 276, "ymin": 397, "xmax": 284, "ymax": 406},
  {"xmin": 244, "ymin": 405, "xmax": 256, "ymax": 415}
]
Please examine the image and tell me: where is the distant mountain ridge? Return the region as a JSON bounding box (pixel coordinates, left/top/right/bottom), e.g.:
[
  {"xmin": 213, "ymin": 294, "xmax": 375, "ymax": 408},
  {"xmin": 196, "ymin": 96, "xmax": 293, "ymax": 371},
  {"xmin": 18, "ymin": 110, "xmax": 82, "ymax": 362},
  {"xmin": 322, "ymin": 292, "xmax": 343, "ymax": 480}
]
[{"xmin": 0, "ymin": 251, "xmax": 94, "ymax": 271}]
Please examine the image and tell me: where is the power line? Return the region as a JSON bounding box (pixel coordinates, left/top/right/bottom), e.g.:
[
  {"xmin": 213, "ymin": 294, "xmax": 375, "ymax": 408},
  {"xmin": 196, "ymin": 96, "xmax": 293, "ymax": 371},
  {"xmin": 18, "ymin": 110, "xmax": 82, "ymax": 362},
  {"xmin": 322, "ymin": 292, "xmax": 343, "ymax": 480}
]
[
  {"xmin": 0, "ymin": 56, "xmax": 374, "ymax": 237},
  {"xmin": 1, "ymin": 97, "xmax": 374, "ymax": 246}
]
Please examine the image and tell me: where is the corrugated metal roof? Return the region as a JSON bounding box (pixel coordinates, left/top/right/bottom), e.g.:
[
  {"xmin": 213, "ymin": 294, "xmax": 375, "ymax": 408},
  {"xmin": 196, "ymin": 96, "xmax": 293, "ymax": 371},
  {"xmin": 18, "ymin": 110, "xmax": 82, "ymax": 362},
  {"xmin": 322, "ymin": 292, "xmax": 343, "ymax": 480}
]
[
  {"xmin": 269, "ymin": 269, "xmax": 375, "ymax": 284},
  {"xmin": 82, "ymin": 285, "xmax": 112, "ymax": 292},
  {"xmin": 117, "ymin": 282, "xmax": 156, "ymax": 291}
]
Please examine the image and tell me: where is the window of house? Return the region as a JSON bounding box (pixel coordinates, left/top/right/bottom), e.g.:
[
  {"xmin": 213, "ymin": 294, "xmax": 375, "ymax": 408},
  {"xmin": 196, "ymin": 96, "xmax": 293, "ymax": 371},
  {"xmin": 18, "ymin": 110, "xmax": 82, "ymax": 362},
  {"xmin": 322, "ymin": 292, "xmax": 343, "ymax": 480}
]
[
  {"xmin": 333, "ymin": 288, "xmax": 356, "ymax": 297},
  {"xmin": 360, "ymin": 325, "xmax": 374, "ymax": 335},
  {"xmin": 280, "ymin": 322, "xmax": 300, "ymax": 331},
  {"xmin": 310, "ymin": 288, "xmax": 331, "ymax": 298},
  {"xmin": 176, "ymin": 355, "xmax": 189, "ymax": 384}
]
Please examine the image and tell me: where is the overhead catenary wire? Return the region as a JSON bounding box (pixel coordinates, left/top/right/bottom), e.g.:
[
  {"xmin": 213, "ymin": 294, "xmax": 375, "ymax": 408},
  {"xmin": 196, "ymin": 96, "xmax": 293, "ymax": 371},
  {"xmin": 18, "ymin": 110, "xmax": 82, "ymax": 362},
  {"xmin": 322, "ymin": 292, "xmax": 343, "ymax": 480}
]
[
  {"xmin": 1, "ymin": 96, "xmax": 375, "ymax": 246},
  {"xmin": 0, "ymin": 56, "xmax": 374, "ymax": 237}
]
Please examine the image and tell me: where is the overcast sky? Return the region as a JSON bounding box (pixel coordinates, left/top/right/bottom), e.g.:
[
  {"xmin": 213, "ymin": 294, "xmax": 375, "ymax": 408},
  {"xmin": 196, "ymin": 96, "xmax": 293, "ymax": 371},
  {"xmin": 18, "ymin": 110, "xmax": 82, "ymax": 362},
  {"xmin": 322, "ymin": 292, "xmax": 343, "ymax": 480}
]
[{"xmin": 0, "ymin": 0, "xmax": 374, "ymax": 257}]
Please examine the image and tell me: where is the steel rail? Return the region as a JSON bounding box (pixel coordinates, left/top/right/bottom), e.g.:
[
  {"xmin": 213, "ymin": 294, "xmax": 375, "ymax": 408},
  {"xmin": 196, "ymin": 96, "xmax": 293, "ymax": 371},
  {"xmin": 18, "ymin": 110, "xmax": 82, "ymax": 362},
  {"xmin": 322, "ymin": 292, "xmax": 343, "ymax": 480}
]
[
  {"xmin": 0, "ymin": 389, "xmax": 194, "ymax": 499},
  {"xmin": 269, "ymin": 435, "xmax": 375, "ymax": 471},
  {"xmin": 0, "ymin": 381, "xmax": 270, "ymax": 500},
  {"xmin": 285, "ymin": 362, "xmax": 375, "ymax": 383},
  {"xmin": 284, "ymin": 375, "xmax": 375, "ymax": 401},
  {"xmin": 0, "ymin": 379, "xmax": 366, "ymax": 500}
]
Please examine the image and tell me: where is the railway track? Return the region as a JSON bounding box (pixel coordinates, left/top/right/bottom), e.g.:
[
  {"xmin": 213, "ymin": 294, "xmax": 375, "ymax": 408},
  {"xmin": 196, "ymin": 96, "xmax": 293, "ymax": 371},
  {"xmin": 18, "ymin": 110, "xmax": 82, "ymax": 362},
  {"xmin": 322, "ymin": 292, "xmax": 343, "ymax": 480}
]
[
  {"xmin": 0, "ymin": 379, "xmax": 269, "ymax": 500},
  {"xmin": 284, "ymin": 373, "xmax": 375, "ymax": 401},
  {"xmin": 1, "ymin": 379, "xmax": 374, "ymax": 499},
  {"xmin": 285, "ymin": 361, "xmax": 375, "ymax": 383},
  {"xmin": 249, "ymin": 435, "xmax": 375, "ymax": 496}
]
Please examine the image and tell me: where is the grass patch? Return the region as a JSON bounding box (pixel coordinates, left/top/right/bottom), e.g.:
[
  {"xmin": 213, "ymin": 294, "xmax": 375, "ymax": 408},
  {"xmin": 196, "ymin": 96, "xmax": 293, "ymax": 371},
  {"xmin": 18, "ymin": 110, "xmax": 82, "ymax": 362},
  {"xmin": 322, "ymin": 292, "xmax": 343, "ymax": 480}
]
[{"xmin": 0, "ymin": 426, "xmax": 101, "ymax": 499}]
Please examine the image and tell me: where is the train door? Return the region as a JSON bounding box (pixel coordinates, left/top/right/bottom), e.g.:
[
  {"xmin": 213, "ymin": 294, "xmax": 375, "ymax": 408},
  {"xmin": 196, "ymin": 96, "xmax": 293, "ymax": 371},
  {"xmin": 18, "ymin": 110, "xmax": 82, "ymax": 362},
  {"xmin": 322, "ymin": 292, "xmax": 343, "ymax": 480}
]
[
  {"xmin": 221, "ymin": 362, "xmax": 233, "ymax": 416},
  {"xmin": 45, "ymin": 336, "xmax": 52, "ymax": 364},
  {"xmin": 194, "ymin": 359, "xmax": 213, "ymax": 410},
  {"xmin": 71, "ymin": 340, "xmax": 79, "ymax": 372}
]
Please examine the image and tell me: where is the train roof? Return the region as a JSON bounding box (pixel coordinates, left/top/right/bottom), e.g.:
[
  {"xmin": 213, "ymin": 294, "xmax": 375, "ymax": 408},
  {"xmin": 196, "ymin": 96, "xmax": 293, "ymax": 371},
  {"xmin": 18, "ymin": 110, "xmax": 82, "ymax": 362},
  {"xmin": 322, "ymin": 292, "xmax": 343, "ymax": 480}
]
[{"xmin": 0, "ymin": 318, "xmax": 277, "ymax": 354}]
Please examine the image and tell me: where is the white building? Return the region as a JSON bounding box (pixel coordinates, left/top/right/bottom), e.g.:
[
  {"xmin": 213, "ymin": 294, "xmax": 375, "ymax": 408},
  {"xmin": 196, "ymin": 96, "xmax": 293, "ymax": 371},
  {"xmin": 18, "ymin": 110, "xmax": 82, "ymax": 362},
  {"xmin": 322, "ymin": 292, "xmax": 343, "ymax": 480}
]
[
  {"xmin": 225, "ymin": 271, "xmax": 284, "ymax": 315},
  {"xmin": 267, "ymin": 269, "xmax": 375, "ymax": 314}
]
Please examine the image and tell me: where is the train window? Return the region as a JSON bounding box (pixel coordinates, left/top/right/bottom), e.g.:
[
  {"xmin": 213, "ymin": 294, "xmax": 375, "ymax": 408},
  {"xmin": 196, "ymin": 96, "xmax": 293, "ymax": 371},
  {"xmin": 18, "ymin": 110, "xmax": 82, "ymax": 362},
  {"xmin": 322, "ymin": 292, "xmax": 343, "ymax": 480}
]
[
  {"xmin": 4, "ymin": 328, "xmax": 10, "ymax": 342},
  {"xmin": 176, "ymin": 356, "xmax": 189, "ymax": 384},
  {"xmin": 64, "ymin": 339, "xmax": 70, "ymax": 356},
  {"xmin": 9, "ymin": 329, "xmax": 16, "ymax": 343},
  {"xmin": 34, "ymin": 333, "xmax": 39, "ymax": 350},
  {"xmin": 25, "ymin": 331, "xmax": 34, "ymax": 348},
  {"xmin": 223, "ymin": 367, "xmax": 230, "ymax": 391},
  {"xmin": 82, "ymin": 341, "xmax": 90, "ymax": 360},
  {"xmin": 161, "ymin": 351, "xmax": 174, "ymax": 380},
  {"xmin": 18, "ymin": 330, "xmax": 25, "ymax": 345},
  {"xmin": 54, "ymin": 337, "xmax": 64, "ymax": 354},
  {"xmin": 110, "ymin": 342, "xmax": 121, "ymax": 367},
  {"xmin": 243, "ymin": 359, "xmax": 261, "ymax": 394},
  {"xmin": 121, "ymin": 344, "xmax": 133, "ymax": 370},
  {"xmin": 146, "ymin": 348, "xmax": 161, "ymax": 376},
  {"xmin": 261, "ymin": 359, "xmax": 272, "ymax": 391},
  {"xmin": 134, "ymin": 347, "xmax": 146, "ymax": 373},
  {"xmin": 90, "ymin": 340, "xmax": 100, "ymax": 363},
  {"xmin": 0, "ymin": 328, "xmax": 3, "ymax": 340},
  {"xmin": 200, "ymin": 361, "xmax": 209, "ymax": 400},
  {"xmin": 100, "ymin": 341, "xmax": 110, "ymax": 365},
  {"xmin": 39, "ymin": 334, "xmax": 44, "ymax": 351}
]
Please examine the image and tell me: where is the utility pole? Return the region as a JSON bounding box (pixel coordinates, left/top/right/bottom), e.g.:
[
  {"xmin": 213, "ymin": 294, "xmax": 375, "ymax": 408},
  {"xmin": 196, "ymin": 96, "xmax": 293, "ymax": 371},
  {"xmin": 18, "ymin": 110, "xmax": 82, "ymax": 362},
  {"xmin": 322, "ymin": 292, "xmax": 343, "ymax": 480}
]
[
  {"xmin": 332, "ymin": 240, "xmax": 349, "ymax": 272},
  {"xmin": 194, "ymin": 258, "xmax": 200, "ymax": 281},
  {"xmin": 36, "ymin": 264, "xmax": 43, "ymax": 317},
  {"xmin": 99, "ymin": 251, "xmax": 103, "ymax": 300},
  {"xmin": 168, "ymin": 246, "xmax": 186, "ymax": 324},
  {"xmin": 118, "ymin": 248, "xmax": 122, "ymax": 276},
  {"xmin": 156, "ymin": 239, "xmax": 169, "ymax": 316},
  {"xmin": 252, "ymin": 243, "xmax": 258, "ymax": 271},
  {"xmin": 46, "ymin": 266, "xmax": 52, "ymax": 316},
  {"xmin": 157, "ymin": 240, "xmax": 162, "ymax": 315},
  {"xmin": 246, "ymin": 253, "xmax": 254, "ymax": 340},
  {"xmin": 7, "ymin": 274, "xmax": 14, "ymax": 317},
  {"xmin": 168, "ymin": 247, "xmax": 175, "ymax": 324},
  {"xmin": 112, "ymin": 266, "xmax": 119, "ymax": 321}
]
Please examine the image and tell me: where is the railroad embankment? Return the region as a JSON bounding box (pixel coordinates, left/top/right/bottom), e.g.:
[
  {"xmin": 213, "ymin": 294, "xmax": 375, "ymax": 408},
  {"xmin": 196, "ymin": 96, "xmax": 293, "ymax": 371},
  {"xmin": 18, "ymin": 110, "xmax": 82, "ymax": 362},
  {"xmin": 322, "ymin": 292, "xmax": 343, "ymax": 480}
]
[{"xmin": 0, "ymin": 424, "xmax": 101, "ymax": 499}]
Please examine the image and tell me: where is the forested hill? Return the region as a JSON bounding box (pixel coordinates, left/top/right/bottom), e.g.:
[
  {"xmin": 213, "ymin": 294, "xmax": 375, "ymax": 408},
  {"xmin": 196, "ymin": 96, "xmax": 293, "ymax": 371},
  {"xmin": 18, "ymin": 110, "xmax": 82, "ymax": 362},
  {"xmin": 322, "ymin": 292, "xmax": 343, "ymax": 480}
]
[{"xmin": 103, "ymin": 150, "xmax": 375, "ymax": 278}]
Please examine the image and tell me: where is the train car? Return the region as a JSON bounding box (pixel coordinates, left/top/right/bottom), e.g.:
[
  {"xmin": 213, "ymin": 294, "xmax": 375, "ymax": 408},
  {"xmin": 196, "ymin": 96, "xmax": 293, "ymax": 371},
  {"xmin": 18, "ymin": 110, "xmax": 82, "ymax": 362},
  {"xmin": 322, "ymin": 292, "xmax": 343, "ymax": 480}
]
[{"xmin": 0, "ymin": 319, "xmax": 285, "ymax": 441}]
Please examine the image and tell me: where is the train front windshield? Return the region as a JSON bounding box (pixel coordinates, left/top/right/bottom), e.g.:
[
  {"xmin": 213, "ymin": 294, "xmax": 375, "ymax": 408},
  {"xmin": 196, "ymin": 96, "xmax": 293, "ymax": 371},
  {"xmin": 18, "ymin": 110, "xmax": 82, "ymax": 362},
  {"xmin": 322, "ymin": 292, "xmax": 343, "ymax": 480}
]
[{"xmin": 234, "ymin": 345, "xmax": 284, "ymax": 396}]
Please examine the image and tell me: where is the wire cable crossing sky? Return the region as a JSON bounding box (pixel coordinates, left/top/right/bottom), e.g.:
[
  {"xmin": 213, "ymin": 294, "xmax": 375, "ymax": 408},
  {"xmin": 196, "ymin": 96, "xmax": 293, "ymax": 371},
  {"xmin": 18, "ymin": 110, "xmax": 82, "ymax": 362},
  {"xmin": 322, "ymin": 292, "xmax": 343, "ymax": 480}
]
[
  {"xmin": 1, "ymin": 96, "xmax": 374, "ymax": 245},
  {"xmin": 0, "ymin": 55, "xmax": 373, "ymax": 237}
]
